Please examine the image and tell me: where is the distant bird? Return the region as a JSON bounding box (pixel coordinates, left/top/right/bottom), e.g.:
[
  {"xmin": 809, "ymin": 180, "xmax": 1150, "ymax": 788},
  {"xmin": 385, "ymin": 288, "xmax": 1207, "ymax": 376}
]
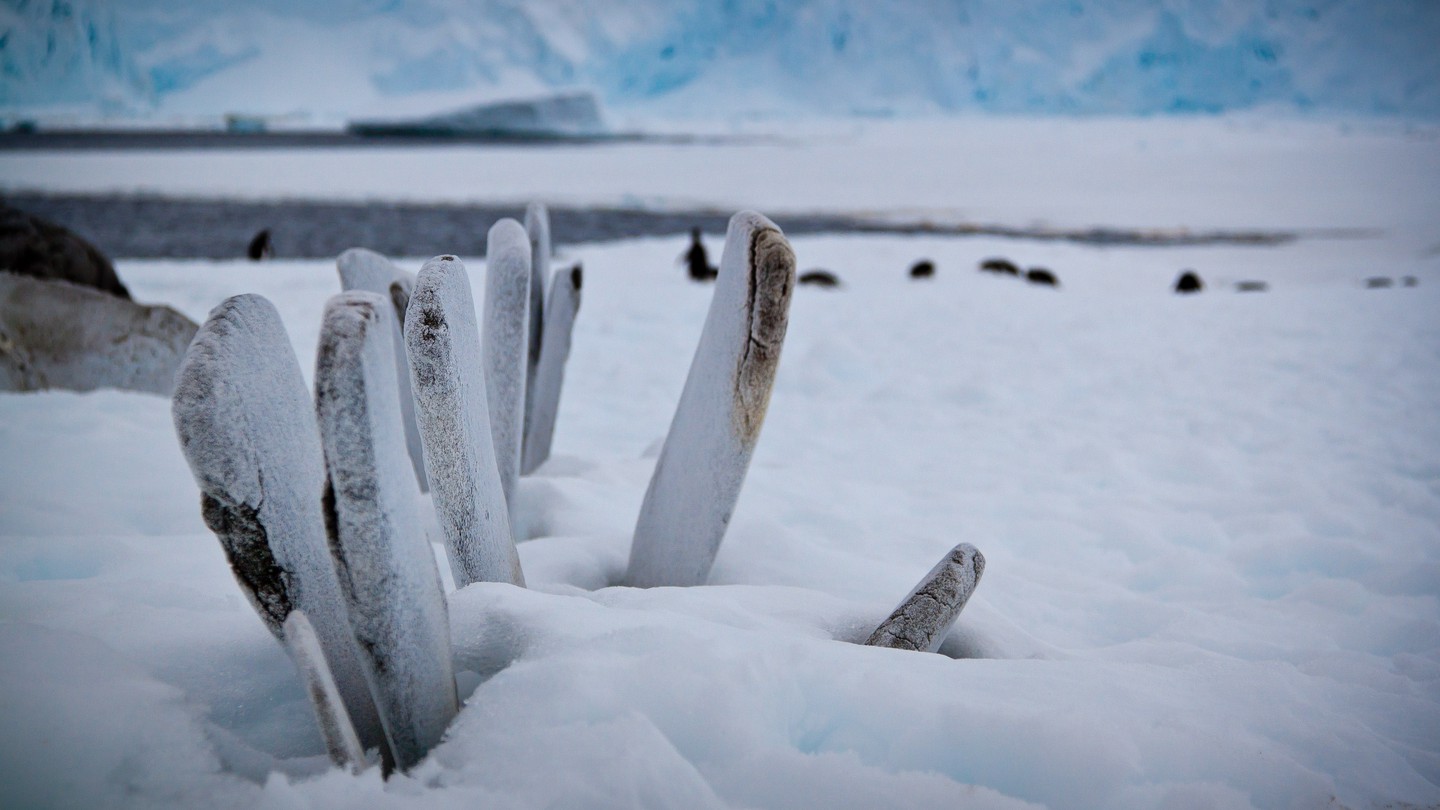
[
  {"xmin": 247, "ymin": 228, "xmax": 273, "ymax": 261},
  {"xmin": 909, "ymin": 260, "xmax": 935, "ymax": 279},
  {"xmin": 684, "ymin": 227, "xmax": 717, "ymax": 281},
  {"xmin": 1365, "ymin": 277, "xmax": 1393, "ymax": 289},
  {"xmin": 1174, "ymin": 270, "xmax": 1203, "ymax": 293},
  {"xmin": 979, "ymin": 257, "xmax": 1020, "ymax": 276},
  {"xmin": 1025, "ymin": 267, "xmax": 1059, "ymax": 287},
  {"xmin": 1235, "ymin": 281, "xmax": 1269, "ymax": 293},
  {"xmin": 0, "ymin": 203, "xmax": 130, "ymax": 298},
  {"xmin": 1401, "ymin": 276, "xmax": 1419, "ymax": 287},
  {"xmin": 798, "ymin": 269, "xmax": 841, "ymax": 288}
]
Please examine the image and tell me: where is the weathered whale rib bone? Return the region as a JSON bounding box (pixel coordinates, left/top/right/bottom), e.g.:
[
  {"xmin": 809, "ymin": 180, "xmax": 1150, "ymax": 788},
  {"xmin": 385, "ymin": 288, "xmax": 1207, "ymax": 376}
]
[
  {"xmin": 315, "ymin": 291, "xmax": 458, "ymax": 772},
  {"xmin": 866, "ymin": 543, "xmax": 985, "ymax": 653},
  {"xmin": 482, "ymin": 220, "xmax": 532, "ymax": 526},
  {"xmin": 406, "ymin": 255, "xmax": 525, "ymax": 588},
  {"xmin": 522, "ymin": 201, "xmax": 551, "ymax": 451},
  {"xmin": 627, "ymin": 211, "xmax": 796, "ymax": 588},
  {"xmin": 521, "ymin": 264, "xmax": 581, "ymax": 475},
  {"xmin": 337, "ymin": 247, "xmax": 428, "ymax": 492},
  {"xmin": 170, "ymin": 293, "xmax": 387, "ymax": 756},
  {"xmin": 283, "ymin": 610, "xmax": 367, "ymax": 773}
]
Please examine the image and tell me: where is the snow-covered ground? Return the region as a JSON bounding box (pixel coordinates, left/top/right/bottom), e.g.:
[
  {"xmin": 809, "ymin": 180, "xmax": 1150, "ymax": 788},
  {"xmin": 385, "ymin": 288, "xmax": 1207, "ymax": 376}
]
[{"xmin": 3, "ymin": 119, "xmax": 1440, "ymax": 808}]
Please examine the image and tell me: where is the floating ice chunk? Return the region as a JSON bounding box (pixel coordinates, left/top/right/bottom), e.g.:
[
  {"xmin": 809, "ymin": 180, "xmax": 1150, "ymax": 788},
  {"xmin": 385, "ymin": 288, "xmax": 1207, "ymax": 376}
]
[
  {"xmin": 522, "ymin": 264, "xmax": 581, "ymax": 475},
  {"xmin": 482, "ymin": 220, "xmax": 531, "ymax": 524},
  {"xmin": 406, "ymin": 255, "xmax": 524, "ymax": 588},
  {"xmin": 522, "ymin": 201, "xmax": 551, "ymax": 453},
  {"xmin": 282, "ymin": 610, "xmax": 367, "ymax": 773},
  {"xmin": 170, "ymin": 293, "xmax": 386, "ymax": 753},
  {"xmin": 627, "ymin": 212, "xmax": 795, "ymax": 587},
  {"xmin": 337, "ymin": 248, "xmax": 428, "ymax": 492},
  {"xmin": 866, "ymin": 543, "xmax": 985, "ymax": 653},
  {"xmin": 314, "ymin": 291, "xmax": 457, "ymax": 771},
  {"xmin": 1, "ymin": 272, "xmax": 196, "ymax": 395}
]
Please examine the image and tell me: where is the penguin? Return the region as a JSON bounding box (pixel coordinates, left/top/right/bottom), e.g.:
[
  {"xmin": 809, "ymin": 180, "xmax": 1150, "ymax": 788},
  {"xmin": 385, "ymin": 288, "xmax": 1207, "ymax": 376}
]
[
  {"xmin": 247, "ymin": 228, "xmax": 273, "ymax": 261},
  {"xmin": 1174, "ymin": 270, "xmax": 1203, "ymax": 293},
  {"xmin": 684, "ymin": 227, "xmax": 717, "ymax": 281}
]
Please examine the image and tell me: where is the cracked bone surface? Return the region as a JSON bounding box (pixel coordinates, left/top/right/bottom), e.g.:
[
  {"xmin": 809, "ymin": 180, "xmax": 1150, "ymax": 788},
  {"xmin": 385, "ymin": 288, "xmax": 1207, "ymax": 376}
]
[
  {"xmin": 521, "ymin": 264, "xmax": 581, "ymax": 475},
  {"xmin": 627, "ymin": 211, "xmax": 796, "ymax": 588},
  {"xmin": 337, "ymin": 248, "xmax": 428, "ymax": 493},
  {"xmin": 315, "ymin": 291, "xmax": 457, "ymax": 772},
  {"xmin": 406, "ymin": 255, "xmax": 524, "ymax": 588},
  {"xmin": 170, "ymin": 293, "xmax": 386, "ymax": 754},
  {"xmin": 866, "ymin": 543, "xmax": 985, "ymax": 653}
]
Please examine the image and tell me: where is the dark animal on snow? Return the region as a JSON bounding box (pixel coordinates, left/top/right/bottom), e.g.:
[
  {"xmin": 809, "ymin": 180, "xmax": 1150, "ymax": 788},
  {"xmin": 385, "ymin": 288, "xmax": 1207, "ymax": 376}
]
[
  {"xmin": 1365, "ymin": 277, "xmax": 1393, "ymax": 289},
  {"xmin": 909, "ymin": 260, "xmax": 935, "ymax": 279},
  {"xmin": 979, "ymin": 258, "xmax": 1020, "ymax": 276},
  {"xmin": 0, "ymin": 204, "xmax": 129, "ymax": 298},
  {"xmin": 1174, "ymin": 270, "xmax": 1203, "ymax": 293},
  {"xmin": 1025, "ymin": 268, "xmax": 1059, "ymax": 287},
  {"xmin": 247, "ymin": 228, "xmax": 273, "ymax": 261},
  {"xmin": 1235, "ymin": 281, "xmax": 1268, "ymax": 293},
  {"xmin": 1401, "ymin": 276, "xmax": 1418, "ymax": 287},
  {"xmin": 684, "ymin": 227, "xmax": 717, "ymax": 281},
  {"xmin": 798, "ymin": 269, "xmax": 841, "ymax": 288}
]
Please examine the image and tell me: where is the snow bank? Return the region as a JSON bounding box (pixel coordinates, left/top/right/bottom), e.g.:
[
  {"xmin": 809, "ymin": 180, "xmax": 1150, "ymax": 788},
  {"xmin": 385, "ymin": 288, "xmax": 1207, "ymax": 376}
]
[
  {"xmin": 0, "ymin": 272, "xmax": 196, "ymax": 395},
  {"xmin": 314, "ymin": 291, "xmax": 457, "ymax": 771},
  {"xmin": 406, "ymin": 255, "xmax": 524, "ymax": 588},
  {"xmin": 628, "ymin": 212, "xmax": 796, "ymax": 587}
]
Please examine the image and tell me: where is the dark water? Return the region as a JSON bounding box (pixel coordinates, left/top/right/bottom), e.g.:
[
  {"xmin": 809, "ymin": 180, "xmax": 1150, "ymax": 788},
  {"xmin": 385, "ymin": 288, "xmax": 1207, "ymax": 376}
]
[{"xmin": 2, "ymin": 191, "xmax": 1298, "ymax": 261}]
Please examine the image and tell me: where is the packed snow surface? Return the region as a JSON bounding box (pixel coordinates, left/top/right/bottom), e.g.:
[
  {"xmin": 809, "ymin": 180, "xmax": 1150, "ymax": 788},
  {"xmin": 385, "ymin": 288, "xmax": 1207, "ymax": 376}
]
[{"xmin": 1, "ymin": 119, "xmax": 1439, "ymax": 807}]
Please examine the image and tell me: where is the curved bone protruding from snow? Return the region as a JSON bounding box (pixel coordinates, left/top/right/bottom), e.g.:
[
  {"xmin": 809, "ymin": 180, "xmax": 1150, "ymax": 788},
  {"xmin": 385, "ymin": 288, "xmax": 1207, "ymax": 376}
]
[
  {"xmin": 283, "ymin": 610, "xmax": 367, "ymax": 773},
  {"xmin": 406, "ymin": 255, "xmax": 524, "ymax": 588},
  {"xmin": 337, "ymin": 248, "xmax": 428, "ymax": 493},
  {"xmin": 170, "ymin": 293, "xmax": 387, "ymax": 755},
  {"xmin": 521, "ymin": 264, "xmax": 581, "ymax": 475},
  {"xmin": 865, "ymin": 543, "xmax": 985, "ymax": 653},
  {"xmin": 522, "ymin": 202, "xmax": 551, "ymax": 448},
  {"xmin": 627, "ymin": 211, "xmax": 796, "ymax": 587},
  {"xmin": 315, "ymin": 291, "xmax": 458, "ymax": 772},
  {"xmin": 482, "ymin": 220, "xmax": 531, "ymax": 524}
]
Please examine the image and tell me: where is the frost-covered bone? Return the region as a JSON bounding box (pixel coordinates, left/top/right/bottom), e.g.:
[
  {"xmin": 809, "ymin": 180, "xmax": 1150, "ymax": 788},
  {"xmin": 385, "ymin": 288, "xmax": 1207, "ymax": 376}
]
[
  {"xmin": 0, "ymin": 272, "xmax": 197, "ymax": 395},
  {"xmin": 337, "ymin": 248, "xmax": 428, "ymax": 492},
  {"xmin": 314, "ymin": 291, "xmax": 458, "ymax": 771},
  {"xmin": 627, "ymin": 212, "xmax": 795, "ymax": 587},
  {"xmin": 406, "ymin": 256, "xmax": 524, "ymax": 588},
  {"xmin": 482, "ymin": 220, "xmax": 531, "ymax": 522},
  {"xmin": 865, "ymin": 543, "xmax": 985, "ymax": 653},
  {"xmin": 523, "ymin": 202, "xmax": 551, "ymax": 450},
  {"xmin": 521, "ymin": 264, "xmax": 582, "ymax": 475},
  {"xmin": 282, "ymin": 611, "xmax": 366, "ymax": 773},
  {"xmin": 170, "ymin": 294, "xmax": 386, "ymax": 753}
]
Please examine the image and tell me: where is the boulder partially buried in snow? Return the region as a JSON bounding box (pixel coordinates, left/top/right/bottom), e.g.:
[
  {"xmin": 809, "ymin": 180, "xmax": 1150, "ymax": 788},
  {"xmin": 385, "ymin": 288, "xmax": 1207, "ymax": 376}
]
[
  {"xmin": 0, "ymin": 271, "xmax": 196, "ymax": 395},
  {"xmin": 627, "ymin": 211, "xmax": 796, "ymax": 588},
  {"xmin": 315, "ymin": 291, "xmax": 457, "ymax": 772},
  {"xmin": 170, "ymin": 293, "xmax": 387, "ymax": 754}
]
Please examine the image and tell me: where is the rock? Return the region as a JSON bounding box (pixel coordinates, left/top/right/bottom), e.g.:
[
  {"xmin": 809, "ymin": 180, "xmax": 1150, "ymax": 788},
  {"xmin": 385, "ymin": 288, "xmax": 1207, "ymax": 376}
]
[
  {"xmin": 979, "ymin": 258, "xmax": 1019, "ymax": 276},
  {"xmin": 798, "ymin": 269, "xmax": 841, "ymax": 288},
  {"xmin": 0, "ymin": 204, "xmax": 129, "ymax": 298},
  {"xmin": 1236, "ymin": 280, "xmax": 1269, "ymax": 293},
  {"xmin": 0, "ymin": 272, "xmax": 196, "ymax": 395},
  {"xmin": 1174, "ymin": 270, "xmax": 1203, "ymax": 293},
  {"xmin": 1365, "ymin": 277, "xmax": 1394, "ymax": 289},
  {"xmin": 910, "ymin": 260, "xmax": 936, "ymax": 279},
  {"xmin": 1025, "ymin": 267, "xmax": 1059, "ymax": 287}
]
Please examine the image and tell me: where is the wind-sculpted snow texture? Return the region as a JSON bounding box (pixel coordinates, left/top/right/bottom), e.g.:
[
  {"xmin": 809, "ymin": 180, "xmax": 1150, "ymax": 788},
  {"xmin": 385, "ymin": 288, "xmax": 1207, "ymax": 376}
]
[
  {"xmin": 336, "ymin": 248, "xmax": 427, "ymax": 493},
  {"xmin": 282, "ymin": 610, "xmax": 366, "ymax": 773},
  {"xmin": 866, "ymin": 543, "xmax": 986, "ymax": 653},
  {"xmin": 0, "ymin": 272, "xmax": 196, "ymax": 395},
  {"xmin": 523, "ymin": 202, "xmax": 551, "ymax": 451},
  {"xmin": 482, "ymin": 220, "xmax": 531, "ymax": 523},
  {"xmin": 627, "ymin": 212, "xmax": 795, "ymax": 587},
  {"xmin": 169, "ymin": 293, "xmax": 386, "ymax": 752},
  {"xmin": 522, "ymin": 265, "xmax": 581, "ymax": 475},
  {"xmin": 314, "ymin": 292, "xmax": 457, "ymax": 772},
  {"xmin": 406, "ymin": 256, "xmax": 524, "ymax": 588}
]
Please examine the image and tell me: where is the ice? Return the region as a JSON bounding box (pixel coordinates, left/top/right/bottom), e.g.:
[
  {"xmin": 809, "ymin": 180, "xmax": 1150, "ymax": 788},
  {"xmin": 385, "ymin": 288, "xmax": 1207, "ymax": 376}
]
[
  {"xmin": 482, "ymin": 219, "xmax": 531, "ymax": 527},
  {"xmin": 314, "ymin": 291, "xmax": 457, "ymax": 771},
  {"xmin": 281, "ymin": 610, "xmax": 366, "ymax": 773},
  {"xmin": 405, "ymin": 255, "xmax": 524, "ymax": 588},
  {"xmin": 168, "ymin": 293, "xmax": 386, "ymax": 752},
  {"xmin": 627, "ymin": 212, "xmax": 796, "ymax": 587},
  {"xmin": 349, "ymin": 92, "xmax": 606, "ymax": 137},
  {"xmin": 522, "ymin": 201, "xmax": 551, "ymax": 464},
  {"xmin": 0, "ymin": 272, "xmax": 196, "ymax": 395},
  {"xmin": 866, "ymin": 543, "xmax": 985, "ymax": 653},
  {"xmin": 521, "ymin": 264, "xmax": 581, "ymax": 475},
  {"xmin": 336, "ymin": 248, "xmax": 428, "ymax": 493}
]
